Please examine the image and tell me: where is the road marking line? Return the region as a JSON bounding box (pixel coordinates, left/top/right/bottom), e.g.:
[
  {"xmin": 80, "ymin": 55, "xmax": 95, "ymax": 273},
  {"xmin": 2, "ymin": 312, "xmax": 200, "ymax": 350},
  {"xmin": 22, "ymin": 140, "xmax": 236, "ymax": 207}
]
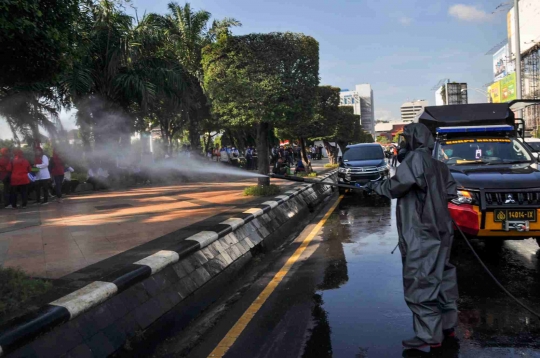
[{"xmin": 207, "ymin": 195, "xmax": 343, "ymax": 358}]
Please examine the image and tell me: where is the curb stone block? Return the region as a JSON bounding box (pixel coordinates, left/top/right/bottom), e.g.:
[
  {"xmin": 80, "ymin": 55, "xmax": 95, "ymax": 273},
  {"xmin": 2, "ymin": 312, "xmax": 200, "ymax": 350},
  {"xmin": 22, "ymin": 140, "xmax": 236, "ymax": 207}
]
[
  {"xmin": 0, "ymin": 171, "xmax": 337, "ymax": 357},
  {"xmin": 191, "ymin": 251, "xmax": 209, "ymax": 266},
  {"xmin": 190, "ymin": 267, "xmax": 212, "ymax": 287},
  {"xmin": 171, "ymin": 262, "xmax": 188, "ymax": 280}
]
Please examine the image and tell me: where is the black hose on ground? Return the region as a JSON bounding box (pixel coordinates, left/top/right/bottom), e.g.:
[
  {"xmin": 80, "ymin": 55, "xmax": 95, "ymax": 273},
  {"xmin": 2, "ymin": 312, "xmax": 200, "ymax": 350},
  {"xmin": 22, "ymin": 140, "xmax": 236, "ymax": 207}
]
[
  {"xmin": 270, "ymin": 174, "xmax": 540, "ymax": 319},
  {"xmin": 452, "ymin": 220, "xmax": 540, "ymax": 319},
  {"xmin": 268, "ymin": 173, "xmax": 366, "ymax": 191}
]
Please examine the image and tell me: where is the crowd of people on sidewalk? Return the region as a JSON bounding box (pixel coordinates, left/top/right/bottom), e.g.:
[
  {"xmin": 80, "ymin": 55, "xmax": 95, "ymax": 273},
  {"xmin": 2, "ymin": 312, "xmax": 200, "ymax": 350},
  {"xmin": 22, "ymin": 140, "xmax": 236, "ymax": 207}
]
[
  {"xmin": 270, "ymin": 144, "xmax": 325, "ymax": 176},
  {"xmin": 0, "ymin": 146, "xmax": 78, "ymax": 209},
  {"xmin": 206, "ymin": 146, "xmax": 259, "ymax": 170},
  {"xmin": 0, "ymin": 141, "xmax": 329, "ymax": 209}
]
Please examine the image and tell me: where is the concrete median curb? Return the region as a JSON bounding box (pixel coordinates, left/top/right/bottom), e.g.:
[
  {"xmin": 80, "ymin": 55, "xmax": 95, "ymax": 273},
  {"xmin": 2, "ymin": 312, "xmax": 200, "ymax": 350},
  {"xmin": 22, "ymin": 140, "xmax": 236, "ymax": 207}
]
[{"xmin": 0, "ymin": 171, "xmax": 337, "ymax": 357}]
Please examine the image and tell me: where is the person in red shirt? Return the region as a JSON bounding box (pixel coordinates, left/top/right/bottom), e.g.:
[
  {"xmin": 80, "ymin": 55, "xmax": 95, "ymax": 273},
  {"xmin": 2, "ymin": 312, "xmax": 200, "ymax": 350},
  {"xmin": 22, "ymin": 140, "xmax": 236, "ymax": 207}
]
[
  {"xmin": 7, "ymin": 149, "xmax": 31, "ymax": 209},
  {"xmin": 50, "ymin": 149, "xmax": 65, "ymax": 203},
  {"xmin": 0, "ymin": 147, "xmax": 11, "ymax": 208}
]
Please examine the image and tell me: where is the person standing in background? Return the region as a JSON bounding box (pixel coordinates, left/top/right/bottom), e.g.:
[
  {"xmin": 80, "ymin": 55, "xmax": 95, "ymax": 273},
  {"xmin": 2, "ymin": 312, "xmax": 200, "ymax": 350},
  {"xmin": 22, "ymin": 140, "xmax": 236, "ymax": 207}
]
[
  {"xmin": 7, "ymin": 149, "xmax": 31, "ymax": 209},
  {"xmin": 50, "ymin": 149, "xmax": 65, "ymax": 203},
  {"xmin": 0, "ymin": 148, "xmax": 11, "ymax": 208},
  {"xmin": 34, "ymin": 147, "xmax": 50, "ymax": 205},
  {"xmin": 392, "ymin": 146, "xmax": 398, "ymax": 167},
  {"xmin": 62, "ymin": 165, "xmax": 76, "ymax": 194},
  {"xmin": 245, "ymin": 146, "xmax": 254, "ymax": 170}
]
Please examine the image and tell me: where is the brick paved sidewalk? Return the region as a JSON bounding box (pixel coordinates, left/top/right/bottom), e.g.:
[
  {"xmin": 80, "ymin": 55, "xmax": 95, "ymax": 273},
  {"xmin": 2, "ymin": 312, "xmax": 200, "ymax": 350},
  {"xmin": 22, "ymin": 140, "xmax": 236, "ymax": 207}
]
[{"xmin": 0, "ymin": 159, "xmax": 330, "ymax": 279}]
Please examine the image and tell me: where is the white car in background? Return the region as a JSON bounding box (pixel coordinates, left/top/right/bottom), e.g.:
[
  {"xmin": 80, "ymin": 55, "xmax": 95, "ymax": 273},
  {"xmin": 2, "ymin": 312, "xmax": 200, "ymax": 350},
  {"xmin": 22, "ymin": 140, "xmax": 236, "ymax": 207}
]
[{"xmin": 524, "ymin": 138, "xmax": 540, "ymax": 159}]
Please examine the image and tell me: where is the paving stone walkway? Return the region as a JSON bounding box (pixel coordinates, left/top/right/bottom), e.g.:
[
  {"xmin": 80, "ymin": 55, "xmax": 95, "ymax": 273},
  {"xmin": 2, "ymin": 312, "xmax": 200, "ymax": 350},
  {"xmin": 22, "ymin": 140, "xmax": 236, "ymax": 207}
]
[{"xmin": 0, "ymin": 159, "xmax": 330, "ymax": 279}]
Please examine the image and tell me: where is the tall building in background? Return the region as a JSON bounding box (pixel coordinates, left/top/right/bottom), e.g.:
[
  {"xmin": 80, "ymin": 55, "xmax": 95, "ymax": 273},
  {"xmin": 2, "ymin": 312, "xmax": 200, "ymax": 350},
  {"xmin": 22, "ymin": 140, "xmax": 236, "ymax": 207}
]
[
  {"xmin": 400, "ymin": 100, "xmax": 428, "ymax": 122},
  {"xmin": 435, "ymin": 81, "xmax": 468, "ymax": 105},
  {"xmin": 339, "ymin": 84, "xmax": 375, "ymax": 135}
]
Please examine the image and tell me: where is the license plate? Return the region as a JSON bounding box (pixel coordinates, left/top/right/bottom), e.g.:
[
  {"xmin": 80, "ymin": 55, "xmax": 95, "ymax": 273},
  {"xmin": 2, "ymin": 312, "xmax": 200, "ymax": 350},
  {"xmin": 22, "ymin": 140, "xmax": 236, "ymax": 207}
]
[{"xmin": 494, "ymin": 209, "xmax": 537, "ymax": 222}]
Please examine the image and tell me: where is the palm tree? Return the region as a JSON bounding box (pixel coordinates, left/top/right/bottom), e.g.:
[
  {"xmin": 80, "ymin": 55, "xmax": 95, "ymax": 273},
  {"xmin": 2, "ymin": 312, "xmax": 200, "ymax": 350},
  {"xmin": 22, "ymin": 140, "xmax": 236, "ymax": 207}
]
[
  {"xmin": 161, "ymin": 2, "xmax": 241, "ymax": 151},
  {"xmin": 65, "ymin": 0, "xmax": 189, "ymax": 150}
]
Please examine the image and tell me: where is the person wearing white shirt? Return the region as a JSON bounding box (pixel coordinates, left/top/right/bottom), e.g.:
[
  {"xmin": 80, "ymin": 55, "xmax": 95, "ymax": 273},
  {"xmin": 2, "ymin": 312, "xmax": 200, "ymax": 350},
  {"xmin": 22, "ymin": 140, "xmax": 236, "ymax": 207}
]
[
  {"xmin": 62, "ymin": 165, "xmax": 76, "ymax": 194},
  {"xmin": 34, "ymin": 148, "xmax": 50, "ymax": 205}
]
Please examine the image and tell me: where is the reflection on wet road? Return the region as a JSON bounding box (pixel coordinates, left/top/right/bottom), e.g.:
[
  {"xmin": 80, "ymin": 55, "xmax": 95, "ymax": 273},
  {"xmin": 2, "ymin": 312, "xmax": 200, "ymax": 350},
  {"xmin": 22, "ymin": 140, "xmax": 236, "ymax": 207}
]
[
  {"xmin": 141, "ymin": 193, "xmax": 540, "ymax": 358},
  {"xmin": 308, "ymin": 194, "xmax": 540, "ymax": 357}
]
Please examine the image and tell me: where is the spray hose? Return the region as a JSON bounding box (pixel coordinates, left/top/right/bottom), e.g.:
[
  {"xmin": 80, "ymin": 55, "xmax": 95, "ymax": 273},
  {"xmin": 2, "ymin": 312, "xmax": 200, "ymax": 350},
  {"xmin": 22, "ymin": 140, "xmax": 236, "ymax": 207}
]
[
  {"xmin": 270, "ymin": 173, "xmax": 540, "ymax": 320},
  {"xmin": 452, "ymin": 220, "xmax": 540, "ymax": 319}
]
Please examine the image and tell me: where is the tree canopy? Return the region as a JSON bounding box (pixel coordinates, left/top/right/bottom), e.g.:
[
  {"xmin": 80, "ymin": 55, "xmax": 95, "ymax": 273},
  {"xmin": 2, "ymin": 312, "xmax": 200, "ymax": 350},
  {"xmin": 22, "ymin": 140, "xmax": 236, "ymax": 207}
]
[{"xmin": 202, "ymin": 32, "xmax": 319, "ymax": 179}]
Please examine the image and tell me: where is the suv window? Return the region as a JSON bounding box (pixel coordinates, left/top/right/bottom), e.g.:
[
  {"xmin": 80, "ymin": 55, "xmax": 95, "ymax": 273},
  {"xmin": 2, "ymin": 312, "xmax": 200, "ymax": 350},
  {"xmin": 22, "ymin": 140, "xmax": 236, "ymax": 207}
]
[
  {"xmin": 343, "ymin": 146, "xmax": 384, "ymax": 161},
  {"xmin": 437, "ymin": 138, "xmax": 532, "ymax": 165}
]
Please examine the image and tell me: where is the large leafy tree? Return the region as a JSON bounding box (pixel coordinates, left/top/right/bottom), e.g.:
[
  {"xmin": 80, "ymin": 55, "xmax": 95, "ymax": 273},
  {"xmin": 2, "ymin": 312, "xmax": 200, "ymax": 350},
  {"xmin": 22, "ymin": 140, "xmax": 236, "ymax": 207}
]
[
  {"xmin": 0, "ymin": 0, "xmax": 80, "ymax": 88},
  {"xmin": 0, "ymin": 0, "xmax": 81, "ymax": 142},
  {"xmin": 202, "ymin": 32, "xmax": 319, "ymax": 184}
]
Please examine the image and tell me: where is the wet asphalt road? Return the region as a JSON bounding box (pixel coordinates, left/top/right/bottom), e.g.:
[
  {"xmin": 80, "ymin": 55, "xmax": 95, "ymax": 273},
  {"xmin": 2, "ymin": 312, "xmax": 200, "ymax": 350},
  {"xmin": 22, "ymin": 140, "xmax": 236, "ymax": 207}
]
[{"xmin": 134, "ymin": 193, "xmax": 540, "ymax": 358}]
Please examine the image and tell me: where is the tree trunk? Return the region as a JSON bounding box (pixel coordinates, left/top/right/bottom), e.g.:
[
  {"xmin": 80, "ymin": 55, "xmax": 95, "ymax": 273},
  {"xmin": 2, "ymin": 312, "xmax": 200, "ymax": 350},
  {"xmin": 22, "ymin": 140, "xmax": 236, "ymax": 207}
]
[
  {"xmin": 187, "ymin": 111, "xmax": 201, "ymax": 153},
  {"xmin": 257, "ymin": 122, "xmax": 270, "ymax": 186},
  {"xmin": 336, "ymin": 141, "xmax": 347, "ymax": 162},
  {"xmin": 299, "ymin": 137, "xmax": 312, "ymax": 173},
  {"xmin": 322, "ymin": 140, "xmax": 338, "ymax": 164},
  {"xmin": 205, "ymin": 133, "xmax": 212, "ymax": 153}
]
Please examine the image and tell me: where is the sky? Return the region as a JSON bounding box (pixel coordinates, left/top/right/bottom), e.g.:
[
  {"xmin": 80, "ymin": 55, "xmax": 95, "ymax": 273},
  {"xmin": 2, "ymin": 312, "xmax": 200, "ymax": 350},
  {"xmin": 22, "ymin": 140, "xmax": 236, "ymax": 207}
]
[{"xmin": 0, "ymin": 0, "xmax": 510, "ymax": 139}]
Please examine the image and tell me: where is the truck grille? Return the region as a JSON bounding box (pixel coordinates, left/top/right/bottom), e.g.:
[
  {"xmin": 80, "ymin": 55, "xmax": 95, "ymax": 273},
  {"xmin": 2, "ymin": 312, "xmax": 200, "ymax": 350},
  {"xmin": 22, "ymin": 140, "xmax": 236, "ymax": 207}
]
[{"xmin": 484, "ymin": 191, "xmax": 540, "ymax": 205}]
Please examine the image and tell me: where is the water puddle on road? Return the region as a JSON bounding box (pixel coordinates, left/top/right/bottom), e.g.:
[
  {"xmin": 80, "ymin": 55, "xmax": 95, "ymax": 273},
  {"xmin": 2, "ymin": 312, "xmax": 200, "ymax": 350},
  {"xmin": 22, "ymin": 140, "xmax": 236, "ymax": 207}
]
[{"xmin": 302, "ymin": 194, "xmax": 540, "ymax": 357}]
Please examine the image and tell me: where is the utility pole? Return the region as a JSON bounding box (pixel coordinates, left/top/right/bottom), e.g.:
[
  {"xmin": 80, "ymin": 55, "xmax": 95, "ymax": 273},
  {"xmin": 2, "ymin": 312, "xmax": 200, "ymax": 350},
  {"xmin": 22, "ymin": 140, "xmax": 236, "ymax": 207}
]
[{"xmin": 514, "ymin": 0, "xmax": 523, "ymax": 118}]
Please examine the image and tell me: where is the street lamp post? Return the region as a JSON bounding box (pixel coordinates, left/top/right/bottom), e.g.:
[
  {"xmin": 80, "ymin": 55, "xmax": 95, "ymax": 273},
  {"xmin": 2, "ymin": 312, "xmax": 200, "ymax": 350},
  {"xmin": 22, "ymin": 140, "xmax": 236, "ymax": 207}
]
[
  {"xmin": 461, "ymin": 88, "xmax": 490, "ymax": 102},
  {"xmin": 514, "ymin": 0, "xmax": 523, "ymax": 118}
]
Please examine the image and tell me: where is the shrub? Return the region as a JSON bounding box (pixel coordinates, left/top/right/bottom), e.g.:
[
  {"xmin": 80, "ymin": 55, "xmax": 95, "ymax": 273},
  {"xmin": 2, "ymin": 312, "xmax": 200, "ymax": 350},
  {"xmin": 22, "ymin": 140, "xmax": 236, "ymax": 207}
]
[
  {"xmin": 0, "ymin": 267, "xmax": 52, "ymax": 317},
  {"xmin": 243, "ymin": 184, "xmax": 281, "ymax": 196},
  {"xmin": 296, "ymin": 171, "xmax": 318, "ymax": 178},
  {"xmin": 324, "ymin": 163, "xmax": 339, "ymax": 169},
  {"xmin": 71, "ymin": 172, "xmax": 87, "ymax": 183}
]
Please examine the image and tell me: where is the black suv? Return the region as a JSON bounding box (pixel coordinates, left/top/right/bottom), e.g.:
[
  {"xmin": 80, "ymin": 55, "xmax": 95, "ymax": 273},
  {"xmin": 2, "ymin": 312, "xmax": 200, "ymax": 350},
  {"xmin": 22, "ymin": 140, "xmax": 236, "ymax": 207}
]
[{"xmin": 337, "ymin": 143, "xmax": 390, "ymax": 194}]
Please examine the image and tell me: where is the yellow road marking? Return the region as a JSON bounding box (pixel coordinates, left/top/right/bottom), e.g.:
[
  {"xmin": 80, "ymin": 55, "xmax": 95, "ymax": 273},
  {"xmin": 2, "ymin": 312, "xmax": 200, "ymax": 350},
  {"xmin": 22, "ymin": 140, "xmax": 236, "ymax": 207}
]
[{"xmin": 207, "ymin": 195, "xmax": 344, "ymax": 357}]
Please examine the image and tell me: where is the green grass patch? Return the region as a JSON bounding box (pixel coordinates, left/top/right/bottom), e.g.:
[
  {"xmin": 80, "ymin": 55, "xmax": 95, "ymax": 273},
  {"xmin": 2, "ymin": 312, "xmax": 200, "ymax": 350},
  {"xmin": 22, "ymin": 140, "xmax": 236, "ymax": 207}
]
[
  {"xmin": 323, "ymin": 163, "xmax": 339, "ymax": 169},
  {"xmin": 243, "ymin": 184, "xmax": 281, "ymax": 197},
  {"xmin": 0, "ymin": 267, "xmax": 52, "ymax": 317},
  {"xmin": 297, "ymin": 171, "xmax": 318, "ymax": 178}
]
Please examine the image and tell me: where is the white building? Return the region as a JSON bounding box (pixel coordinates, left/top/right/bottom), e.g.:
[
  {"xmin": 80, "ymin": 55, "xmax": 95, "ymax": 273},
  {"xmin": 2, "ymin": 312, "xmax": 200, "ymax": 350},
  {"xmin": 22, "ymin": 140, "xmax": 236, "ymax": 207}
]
[
  {"xmin": 401, "ymin": 100, "xmax": 428, "ymax": 122},
  {"xmin": 435, "ymin": 81, "xmax": 468, "ymax": 105},
  {"xmin": 339, "ymin": 84, "xmax": 375, "ymax": 135}
]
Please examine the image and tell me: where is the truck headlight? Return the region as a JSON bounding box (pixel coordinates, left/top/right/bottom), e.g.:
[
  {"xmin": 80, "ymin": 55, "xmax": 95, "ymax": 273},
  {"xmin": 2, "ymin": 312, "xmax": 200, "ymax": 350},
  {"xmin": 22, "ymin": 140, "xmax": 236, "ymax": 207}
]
[
  {"xmin": 377, "ymin": 164, "xmax": 389, "ymax": 172},
  {"xmin": 452, "ymin": 190, "xmax": 474, "ymax": 205},
  {"xmin": 338, "ymin": 167, "xmax": 348, "ymax": 173}
]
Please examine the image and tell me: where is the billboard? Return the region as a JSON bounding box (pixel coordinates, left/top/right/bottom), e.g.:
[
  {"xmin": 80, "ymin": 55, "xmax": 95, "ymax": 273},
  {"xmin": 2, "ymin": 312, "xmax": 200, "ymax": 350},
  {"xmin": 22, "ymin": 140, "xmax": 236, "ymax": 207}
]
[
  {"xmin": 488, "ymin": 82, "xmax": 501, "ymax": 103},
  {"xmin": 508, "ymin": 1, "xmax": 540, "ymax": 56},
  {"xmin": 493, "ymin": 45, "xmax": 511, "ymax": 82},
  {"xmin": 501, "ymin": 72, "xmax": 517, "ymax": 102},
  {"xmin": 488, "ymin": 72, "xmax": 517, "ymax": 103}
]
